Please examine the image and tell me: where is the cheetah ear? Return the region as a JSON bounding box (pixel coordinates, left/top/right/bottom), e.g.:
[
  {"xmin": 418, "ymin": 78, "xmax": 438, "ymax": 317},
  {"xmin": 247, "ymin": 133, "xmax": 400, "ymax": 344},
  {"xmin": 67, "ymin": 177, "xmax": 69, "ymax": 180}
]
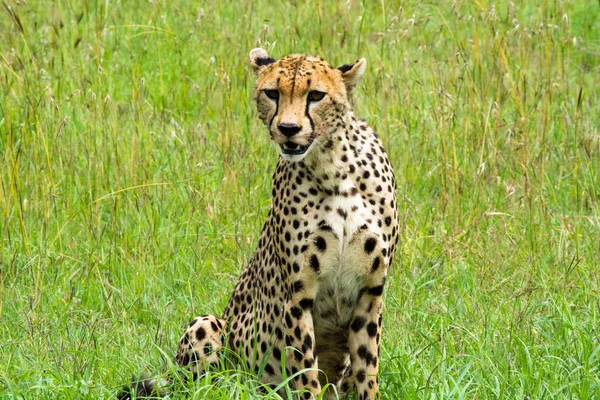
[
  {"xmin": 249, "ymin": 48, "xmax": 276, "ymax": 72},
  {"xmin": 338, "ymin": 58, "xmax": 367, "ymax": 95}
]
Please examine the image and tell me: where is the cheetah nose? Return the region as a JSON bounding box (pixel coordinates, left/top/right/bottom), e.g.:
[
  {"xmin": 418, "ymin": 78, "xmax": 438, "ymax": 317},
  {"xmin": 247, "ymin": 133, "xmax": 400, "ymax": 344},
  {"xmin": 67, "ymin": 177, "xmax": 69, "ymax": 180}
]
[{"xmin": 278, "ymin": 123, "xmax": 302, "ymax": 137}]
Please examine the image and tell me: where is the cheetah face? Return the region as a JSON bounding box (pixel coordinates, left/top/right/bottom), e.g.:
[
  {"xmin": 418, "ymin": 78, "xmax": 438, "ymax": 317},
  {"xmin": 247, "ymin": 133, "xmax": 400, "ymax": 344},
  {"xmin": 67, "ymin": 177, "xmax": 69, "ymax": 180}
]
[{"xmin": 249, "ymin": 48, "xmax": 366, "ymax": 162}]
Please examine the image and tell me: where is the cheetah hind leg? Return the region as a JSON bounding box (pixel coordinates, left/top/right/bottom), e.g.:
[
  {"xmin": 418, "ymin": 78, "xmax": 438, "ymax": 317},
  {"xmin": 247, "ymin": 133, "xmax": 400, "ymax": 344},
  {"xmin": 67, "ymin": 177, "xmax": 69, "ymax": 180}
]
[
  {"xmin": 175, "ymin": 315, "xmax": 226, "ymax": 379},
  {"xmin": 117, "ymin": 373, "xmax": 171, "ymax": 399},
  {"xmin": 118, "ymin": 315, "xmax": 226, "ymax": 399}
]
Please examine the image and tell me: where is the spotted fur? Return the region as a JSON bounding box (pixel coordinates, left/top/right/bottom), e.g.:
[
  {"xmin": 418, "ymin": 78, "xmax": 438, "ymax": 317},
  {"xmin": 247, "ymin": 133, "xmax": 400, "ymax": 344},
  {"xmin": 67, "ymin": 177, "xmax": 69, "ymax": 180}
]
[{"xmin": 122, "ymin": 49, "xmax": 399, "ymax": 400}]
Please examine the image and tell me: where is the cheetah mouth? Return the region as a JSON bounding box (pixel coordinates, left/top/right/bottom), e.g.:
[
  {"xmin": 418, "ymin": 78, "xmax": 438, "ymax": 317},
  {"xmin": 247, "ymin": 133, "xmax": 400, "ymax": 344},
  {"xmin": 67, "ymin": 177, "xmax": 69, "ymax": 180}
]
[{"xmin": 280, "ymin": 139, "xmax": 313, "ymax": 155}]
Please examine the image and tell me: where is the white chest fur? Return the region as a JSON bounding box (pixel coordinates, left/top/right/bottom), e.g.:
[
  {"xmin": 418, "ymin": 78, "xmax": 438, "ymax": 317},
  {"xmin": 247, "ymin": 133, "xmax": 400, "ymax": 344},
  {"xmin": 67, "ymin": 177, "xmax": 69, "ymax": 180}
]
[{"xmin": 306, "ymin": 192, "xmax": 383, "ymax": 329}]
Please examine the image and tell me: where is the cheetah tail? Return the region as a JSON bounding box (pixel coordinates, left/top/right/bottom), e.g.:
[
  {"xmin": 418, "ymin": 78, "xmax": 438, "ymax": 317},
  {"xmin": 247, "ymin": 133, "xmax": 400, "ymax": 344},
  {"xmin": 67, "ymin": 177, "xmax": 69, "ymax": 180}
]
[{"xmin": 116, "ymin": 373, "xmax": 172, "ymax": 399}]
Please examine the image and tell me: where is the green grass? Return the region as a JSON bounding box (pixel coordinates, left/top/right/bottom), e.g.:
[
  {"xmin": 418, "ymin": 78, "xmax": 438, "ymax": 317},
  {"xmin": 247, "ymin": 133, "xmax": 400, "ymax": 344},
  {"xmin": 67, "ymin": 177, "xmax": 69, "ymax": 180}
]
[{"xmin": 1, "ymin": 0, "xmax": 599, "ymax": 398}]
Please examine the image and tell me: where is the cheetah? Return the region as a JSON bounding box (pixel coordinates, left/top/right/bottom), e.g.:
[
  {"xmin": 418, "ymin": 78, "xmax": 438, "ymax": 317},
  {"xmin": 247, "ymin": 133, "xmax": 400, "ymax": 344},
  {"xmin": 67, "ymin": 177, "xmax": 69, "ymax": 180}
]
[{"xmin": 120, "ymin": 49, "xmax": 399, "ymax": 400}]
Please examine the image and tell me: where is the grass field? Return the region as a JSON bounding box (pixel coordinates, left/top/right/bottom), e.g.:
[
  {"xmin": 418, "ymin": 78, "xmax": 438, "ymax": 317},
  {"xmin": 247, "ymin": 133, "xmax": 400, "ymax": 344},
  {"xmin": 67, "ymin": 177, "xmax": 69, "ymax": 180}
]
[{"xmin": 1, "ymin": 0, "xmax": 599, "ymax": 398}]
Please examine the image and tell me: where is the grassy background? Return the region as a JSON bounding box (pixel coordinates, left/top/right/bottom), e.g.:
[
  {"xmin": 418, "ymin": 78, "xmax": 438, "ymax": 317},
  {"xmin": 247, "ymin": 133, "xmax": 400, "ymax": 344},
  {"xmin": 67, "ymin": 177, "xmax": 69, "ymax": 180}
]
[{"xmin": 1, "ymin": 0, "xmax": 599, "ymax": 398}]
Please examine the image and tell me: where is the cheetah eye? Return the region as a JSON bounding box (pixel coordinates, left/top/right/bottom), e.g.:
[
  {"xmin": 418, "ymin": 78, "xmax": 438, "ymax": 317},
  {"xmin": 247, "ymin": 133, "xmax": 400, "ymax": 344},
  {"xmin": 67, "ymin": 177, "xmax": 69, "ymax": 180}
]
[
  {"xmin": 264, "ymin": 89, "xmax": 280, "ymax": 101},
  {"xmin": 308, "ymin": 91, "xmax": 326, "ymax": 102}
]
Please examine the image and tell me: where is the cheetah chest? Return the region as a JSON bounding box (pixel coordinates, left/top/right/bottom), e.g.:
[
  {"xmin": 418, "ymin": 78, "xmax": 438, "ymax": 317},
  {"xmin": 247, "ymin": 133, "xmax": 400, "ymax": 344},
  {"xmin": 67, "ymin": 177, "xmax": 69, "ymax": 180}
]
[{"xmin": 305, "ymin": 194, "xmax": 384, "ymax": 331}]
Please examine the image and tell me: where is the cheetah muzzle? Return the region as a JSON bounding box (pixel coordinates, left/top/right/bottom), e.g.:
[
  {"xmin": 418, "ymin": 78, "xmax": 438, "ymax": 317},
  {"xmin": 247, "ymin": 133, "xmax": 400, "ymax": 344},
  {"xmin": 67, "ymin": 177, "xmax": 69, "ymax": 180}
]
[
  {"xmin": 120, "ymin": 49, "xmax": 399, "ymax": 400},
  {"xmin": 280, "ymin": 139, "xmax": 312, "ymax": 156}
]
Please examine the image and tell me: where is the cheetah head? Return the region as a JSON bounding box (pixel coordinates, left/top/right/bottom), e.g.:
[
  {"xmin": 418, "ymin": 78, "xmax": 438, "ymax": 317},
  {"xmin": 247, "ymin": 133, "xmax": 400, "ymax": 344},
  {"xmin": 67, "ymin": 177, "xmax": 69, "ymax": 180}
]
[{"xmin": 249, "ymin": 48, "xmax": 366, "ymax": 162}]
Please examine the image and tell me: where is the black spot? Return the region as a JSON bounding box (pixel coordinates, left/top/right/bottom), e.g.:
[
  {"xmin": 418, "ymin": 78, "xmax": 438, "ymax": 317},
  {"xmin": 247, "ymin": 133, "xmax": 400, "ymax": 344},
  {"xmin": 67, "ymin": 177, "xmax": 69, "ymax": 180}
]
[
  {"xmin": 303, "ymin": 334, "xmax": 313, "ymax": 351},
  {"xmin": 371, "ymin": 256, "xmax": 381, "ymax": 272},
  {"xmin": 367, "ymin": 285, "xmax": 384, "ymax": 296},
  {"xmin": 385, "ymin": 216, "xmax": 392, "ymax": 226},
  {"xmin": 367, "ymin": 322, "xmax": 378, "ymax": 337},
  {"xmin": 315, "ymin": 236, "xmax": 327, "ymax": 252},
  {"xmin": 301, "ymin": 373, "xmax": 308, "ymax": 385},
  {"xmin": 180, "ymin": 352, "xmax": 190, "ymax": 366},
  {"xmin": 337, "ymin": 208, "xmax": 348, "ymax": 219},
  {"xmin": 351, "ymin": 316, "xmax": 366, "ymax": 332},
  {"xmin": 299, "ymin": 298, "xmax": 314, "ymax": 310},
  {"xmin": 366, "ymin": 301, "xmax": 374, "ymax": 312},
  {"xmin": 185, "ymin": 350, "xmax": 199, "ymax": 363},
  {"xmin": 364, "ymin": 238, "xmax": 377, "ymax": 254},
  {"xmin": 357, "ymin": 345, "xmax": 368, "ymax": 359},
  {"xmin": 366, "ymin": 352, "xmax": 377, "ymax": 367},
  {"xmin": 195, "ymin": 327, "xmax": 206, "ymax": 341},
  {"xmin": 203, "ymin": 342, "xmax": 213, "ymax": 355},
  {"xmin": 356, "ymin": 369, "xmax": 366, "ymax": 383},
  {"xmin": 181, "ymin": 332, "xmax": 190, "ymax": 346},
  {"xmin": 264, "ymin": 363, "xmax": 275, "ymax": 375},
  {"xmin": 291, "ymin": 306, "xmax": 303, "ymax": 319},
  {"xmin": 293, "ymin": 280, "xmax": 304, "ymax": 293},
  {"xmin": 273, "ymin": 347, "xmax": 281, "ymax": 360},
  {"xmin": 309, "ymin": 255, "xmax": 320, "ymax": 272}
]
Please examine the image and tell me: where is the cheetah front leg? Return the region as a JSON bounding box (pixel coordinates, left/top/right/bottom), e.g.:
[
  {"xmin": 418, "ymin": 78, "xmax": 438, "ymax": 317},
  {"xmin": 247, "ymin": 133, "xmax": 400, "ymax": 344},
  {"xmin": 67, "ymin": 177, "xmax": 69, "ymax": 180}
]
[
  {"xmin": 176, "ymin": 315, "xmax": 226, "ymax": 379},
  {"xmin": 282, "ymin": 229, "xmax": 338, "ymax": 399},
  {"xmin": 346, "ymin": 234, "xmax": 388, "ymax": 400},
  {"xmin": 283, "ymin": 298, "xmax": 321, "ymax": 399}
]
